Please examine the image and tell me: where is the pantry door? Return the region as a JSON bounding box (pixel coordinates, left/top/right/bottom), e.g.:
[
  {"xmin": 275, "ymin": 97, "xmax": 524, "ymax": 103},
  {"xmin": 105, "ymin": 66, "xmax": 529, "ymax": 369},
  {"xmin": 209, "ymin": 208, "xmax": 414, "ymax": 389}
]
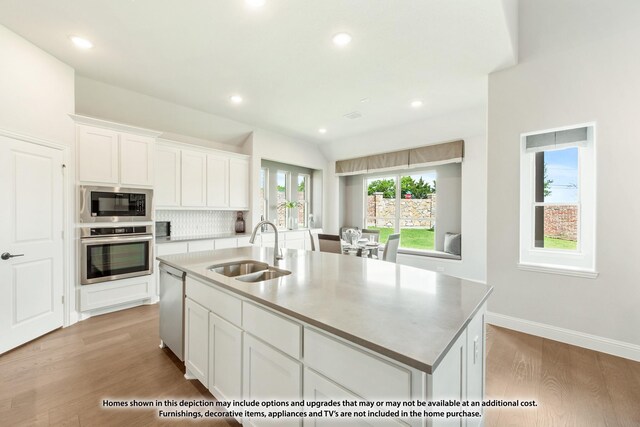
[{"xmin": 0, "ymin": 133, "xmax": 65, "ymax": 354}]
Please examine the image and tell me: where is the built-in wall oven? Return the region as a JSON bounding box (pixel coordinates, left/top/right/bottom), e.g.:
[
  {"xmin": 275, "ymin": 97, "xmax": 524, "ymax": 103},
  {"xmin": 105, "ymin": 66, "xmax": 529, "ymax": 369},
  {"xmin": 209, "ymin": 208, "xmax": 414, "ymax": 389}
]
[
  {"xmin": 80, "ymin": 186, "xmax": 153, "ymax": 223},
  {"xmin": 80, "ymin": 226, "xmax": 154, "ymax": 285}
]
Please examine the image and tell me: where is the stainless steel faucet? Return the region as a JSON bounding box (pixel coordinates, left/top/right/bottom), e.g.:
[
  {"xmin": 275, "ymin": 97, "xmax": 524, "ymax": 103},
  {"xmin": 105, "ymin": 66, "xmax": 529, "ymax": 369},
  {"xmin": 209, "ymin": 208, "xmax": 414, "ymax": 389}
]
[{"xmin": 249, "ymin": 220, "xmax": 283, "ymax": 265}]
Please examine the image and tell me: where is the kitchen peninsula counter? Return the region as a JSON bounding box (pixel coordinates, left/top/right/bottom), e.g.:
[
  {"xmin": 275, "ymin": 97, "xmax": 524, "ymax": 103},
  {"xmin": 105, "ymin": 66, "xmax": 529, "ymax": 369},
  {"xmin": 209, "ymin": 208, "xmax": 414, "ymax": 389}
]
[{"xmin": 157, "ymin": 246, "xmax": 492, "ymax": 374}]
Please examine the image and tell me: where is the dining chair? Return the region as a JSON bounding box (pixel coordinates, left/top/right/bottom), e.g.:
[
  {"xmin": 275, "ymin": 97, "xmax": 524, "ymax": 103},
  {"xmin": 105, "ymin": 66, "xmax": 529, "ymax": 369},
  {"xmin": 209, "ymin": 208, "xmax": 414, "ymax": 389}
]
[
  {"xmin": 339, "ymin": 226, "xmax": 359, "ymax": 240},
  {"xmin": 307, "ymin": 229, "xmax": 318, "ymax": 251},
  {"xmin": 382, "ymin": 233, "xmax": 400, "ymax": 262},
  {"xmin": 317, "ymin": 234, "xmax": 342, "ymax": 254}
]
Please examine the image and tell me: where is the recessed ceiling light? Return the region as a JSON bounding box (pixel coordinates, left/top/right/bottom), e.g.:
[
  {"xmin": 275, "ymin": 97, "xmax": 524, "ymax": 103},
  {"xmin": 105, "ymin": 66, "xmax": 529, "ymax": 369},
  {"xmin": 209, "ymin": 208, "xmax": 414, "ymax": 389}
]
[
  {"xmin": 245, "ymin": 0, "xmax": 266, "ymax": 8},
  {"xmin": 69, "ymin": 35, "xmax": 93, "ymax": 49},
  {"xmin": 318, "ymin": 128, "xmax": 327, "ymax": 134},
  {"xmin": 411, "ymin": 100, "xmax": 423, "ymax": 108},
  {"xmin": 230, "ymin": 95, "xmax": 243, "ymax": 104},
  {"xmin": 332, "ymin": 33, "xmax": 352, "ymax": 47}
]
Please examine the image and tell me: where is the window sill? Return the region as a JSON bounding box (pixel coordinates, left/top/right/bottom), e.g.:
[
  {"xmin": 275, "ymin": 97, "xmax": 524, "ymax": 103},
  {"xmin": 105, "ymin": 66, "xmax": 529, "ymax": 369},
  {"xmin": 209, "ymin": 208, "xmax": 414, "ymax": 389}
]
[
  {"xmin": 398, "ymin": 248, "xmax": 462, "ymax": 261},
  {"xmin": 517, "ymin": 262, "xmax": 599, "ymax": 279}
]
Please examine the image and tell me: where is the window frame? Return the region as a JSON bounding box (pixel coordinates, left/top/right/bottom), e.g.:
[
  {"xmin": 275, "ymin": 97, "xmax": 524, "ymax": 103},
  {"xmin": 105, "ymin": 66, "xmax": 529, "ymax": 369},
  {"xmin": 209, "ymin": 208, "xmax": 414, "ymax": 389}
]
[
  {"xmin": 362, "ymin": 170, "xmax": 437, "ymax": 251},
  {"xmin": 259, "ymin": 167, "xmax": 269, "ymax": 221},
  {"xmin": 276, "ymin": 170, "xmax": 290, "ymax": 229},
  {"xmin": 518, "ymin": 123, "xmax": 597, "ymax": 276},
  {"xmin": 297, "ymin": 173, "xmax": 310, "ymax": 228}
]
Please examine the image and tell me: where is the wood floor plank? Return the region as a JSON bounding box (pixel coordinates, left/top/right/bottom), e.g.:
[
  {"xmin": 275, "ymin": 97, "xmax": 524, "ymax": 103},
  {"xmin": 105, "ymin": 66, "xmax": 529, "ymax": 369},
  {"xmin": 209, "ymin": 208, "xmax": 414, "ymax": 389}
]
[
  {"xmin": 2, "ymin": 307, "xmax": 639, "ymax": 427},
  {"xmin": 598, "ymin": 352, "xmax": 640, "ymax": 427}
]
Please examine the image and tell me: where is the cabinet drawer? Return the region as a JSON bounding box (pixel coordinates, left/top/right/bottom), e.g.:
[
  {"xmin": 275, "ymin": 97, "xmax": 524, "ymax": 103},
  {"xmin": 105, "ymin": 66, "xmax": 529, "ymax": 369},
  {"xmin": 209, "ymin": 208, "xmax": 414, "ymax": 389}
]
[
  {"xmin": 243, "ymin": 302, "xmax": 301, "ymax": 359},
  {"xmin": 237, "ymin": 236, "xmax": 252, "ymax": 247},
  {"xmin": 156, "ymin": 242, "xmax": 189, "ymax": 256},
  {"xmin": 304, "ymin": 328, "xmax": 412, "ymax": 401},
  {"xmin": 185, "ymin": 277, "xmax": 241, "ymax": 326},
  {"xmin": 188, "ymin": 240, "xmax": 215, "ymax": 252},
  {"xmin": 215, "ymin": 238, "xmax": 237, "ymax": 249}
]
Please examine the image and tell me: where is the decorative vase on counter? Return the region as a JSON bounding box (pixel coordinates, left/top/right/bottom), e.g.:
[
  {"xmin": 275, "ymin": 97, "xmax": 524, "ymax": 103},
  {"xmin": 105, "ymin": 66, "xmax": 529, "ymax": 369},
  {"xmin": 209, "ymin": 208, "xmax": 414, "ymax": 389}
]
[
  {"xmin": 235, "ymin": 211, "xmax": 245, "ymax": 233},
  {"xmin": 287, "ymin": 211, "xmax": 298, "ymax": 230}
]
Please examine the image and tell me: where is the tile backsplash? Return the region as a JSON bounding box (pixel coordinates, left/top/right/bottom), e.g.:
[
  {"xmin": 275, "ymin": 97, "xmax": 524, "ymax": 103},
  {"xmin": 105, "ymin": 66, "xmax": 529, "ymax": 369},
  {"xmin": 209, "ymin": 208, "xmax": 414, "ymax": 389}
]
[{"xmin": 156, "ymin": 210, "xmax": 237, "ymax": 237}]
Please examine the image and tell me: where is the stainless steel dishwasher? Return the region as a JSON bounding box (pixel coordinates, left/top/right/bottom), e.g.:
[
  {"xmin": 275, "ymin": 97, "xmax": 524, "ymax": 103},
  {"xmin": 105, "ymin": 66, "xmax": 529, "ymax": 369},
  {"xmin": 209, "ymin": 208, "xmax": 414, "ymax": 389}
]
[{"xmin": 159, "ymin": 263, "xmax": 186, "ymax": 361}]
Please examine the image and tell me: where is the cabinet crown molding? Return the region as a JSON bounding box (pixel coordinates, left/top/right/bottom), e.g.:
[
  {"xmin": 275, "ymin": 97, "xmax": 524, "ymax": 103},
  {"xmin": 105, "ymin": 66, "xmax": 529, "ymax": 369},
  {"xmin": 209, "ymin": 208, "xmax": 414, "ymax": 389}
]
[
  {"xmin": 69, "ymin": 114, "xmax": 163, "ymax": 138},
  {"xmin": 156, "ymin": 138, "xmax": 249, "ymax": 159}
]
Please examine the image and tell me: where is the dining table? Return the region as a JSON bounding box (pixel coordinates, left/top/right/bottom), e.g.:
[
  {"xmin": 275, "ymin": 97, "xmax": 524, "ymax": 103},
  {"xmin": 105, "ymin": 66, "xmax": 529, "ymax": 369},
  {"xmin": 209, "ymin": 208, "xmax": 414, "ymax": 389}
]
[{"xmin": 341, "ymin": 240, "xmax": 381, "ymax": 258}]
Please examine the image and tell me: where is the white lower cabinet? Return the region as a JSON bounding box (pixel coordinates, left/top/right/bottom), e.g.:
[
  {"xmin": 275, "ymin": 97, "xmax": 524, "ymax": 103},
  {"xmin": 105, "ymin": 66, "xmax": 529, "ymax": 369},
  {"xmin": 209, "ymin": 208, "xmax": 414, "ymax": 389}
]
[
  {"xmin": 181, "ymin": 276, "xmax": 486, "ymax": 427},
  {"xmin": 209, "ymin": 312, "xmax": 243, "ymax": 402},
  {"xmin": 185, "ymin": 298, "xmax": 209, "ymax": 387},
  {"xmin": 303, "ymin": 368, "xmax": 405, "ymax": 427},
  {"xmin": 243, "ymin": 333, "xmax": 302, "ymax": 427}
]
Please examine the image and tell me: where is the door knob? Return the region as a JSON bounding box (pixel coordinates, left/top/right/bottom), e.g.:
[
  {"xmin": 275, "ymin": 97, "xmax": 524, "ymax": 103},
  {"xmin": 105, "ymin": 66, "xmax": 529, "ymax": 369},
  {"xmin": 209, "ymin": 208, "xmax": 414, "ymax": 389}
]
[{"xmin": 1, "ymin": 252, "xmax": 24, "ymax": 260}]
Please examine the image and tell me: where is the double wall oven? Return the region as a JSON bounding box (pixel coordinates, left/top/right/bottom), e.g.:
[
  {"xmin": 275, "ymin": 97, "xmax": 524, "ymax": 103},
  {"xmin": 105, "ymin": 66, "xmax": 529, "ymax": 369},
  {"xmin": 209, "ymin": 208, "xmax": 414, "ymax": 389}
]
[{"xmin": 79, "ymin": 186, "xmax": 154, "ymax": 285}]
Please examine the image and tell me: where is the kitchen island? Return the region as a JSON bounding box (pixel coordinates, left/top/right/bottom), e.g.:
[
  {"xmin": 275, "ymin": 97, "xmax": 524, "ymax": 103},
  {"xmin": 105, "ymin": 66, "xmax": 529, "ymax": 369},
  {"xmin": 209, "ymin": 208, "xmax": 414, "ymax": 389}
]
[{"xmin": 158, "ymin": 246, "xmax": 492, "ymax": 427}]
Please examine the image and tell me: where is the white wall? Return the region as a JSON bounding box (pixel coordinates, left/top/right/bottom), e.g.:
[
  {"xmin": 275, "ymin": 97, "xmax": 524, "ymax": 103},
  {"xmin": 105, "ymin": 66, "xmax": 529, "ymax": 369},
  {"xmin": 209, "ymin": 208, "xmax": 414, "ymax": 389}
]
[
  {"xmin": 75, "ymin": 76, "xmax": 252, "ymax": 149},
  {"xmin": 487, "ymin": 0, "xmax": 640, "ymax": 348},
  {"xmin": 248, "ymin": 130, "xmax": 329, "ymax": 231},
  {"xmin": 0, "ymin": 25, "xmax": 75, "ymax": 144},
  {"xmin": 321, "ymin": 107, "xmax": 487, "ymax": 282},
  {"xmin": 0, "ymin": 25, "xmax": 77, "ymax": 325}
]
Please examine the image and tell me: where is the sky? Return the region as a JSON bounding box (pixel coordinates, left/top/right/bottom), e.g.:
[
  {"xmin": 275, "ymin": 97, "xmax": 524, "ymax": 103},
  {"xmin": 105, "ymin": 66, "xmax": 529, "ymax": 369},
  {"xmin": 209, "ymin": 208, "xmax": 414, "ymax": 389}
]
[{"xmin": 544, "ymin": 147, "xmax": 579, "ymax": 203}]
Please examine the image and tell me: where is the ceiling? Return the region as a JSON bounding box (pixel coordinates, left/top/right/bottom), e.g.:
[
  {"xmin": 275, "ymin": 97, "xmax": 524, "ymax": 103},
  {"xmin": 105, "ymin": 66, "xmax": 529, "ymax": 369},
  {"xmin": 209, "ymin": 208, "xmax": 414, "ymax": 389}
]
[{"xmin": 0, "ymin": 0, "xmax": 517, "ymax": 144}]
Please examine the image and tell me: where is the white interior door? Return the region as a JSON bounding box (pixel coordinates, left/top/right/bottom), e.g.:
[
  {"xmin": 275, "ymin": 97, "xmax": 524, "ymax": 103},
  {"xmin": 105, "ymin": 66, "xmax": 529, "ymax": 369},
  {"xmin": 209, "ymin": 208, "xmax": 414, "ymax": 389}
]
[{"xmin": 0, "ymin": 134, "xmax": 64, "ymax": 355}]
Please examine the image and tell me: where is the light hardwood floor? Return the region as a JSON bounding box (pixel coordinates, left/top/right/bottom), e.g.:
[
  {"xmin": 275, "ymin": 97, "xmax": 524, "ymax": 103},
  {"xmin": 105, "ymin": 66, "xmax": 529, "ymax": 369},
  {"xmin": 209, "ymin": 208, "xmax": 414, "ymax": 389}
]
[{"xmin": 1, "ymin": 305, "xmax": 639, "ymax": 426}]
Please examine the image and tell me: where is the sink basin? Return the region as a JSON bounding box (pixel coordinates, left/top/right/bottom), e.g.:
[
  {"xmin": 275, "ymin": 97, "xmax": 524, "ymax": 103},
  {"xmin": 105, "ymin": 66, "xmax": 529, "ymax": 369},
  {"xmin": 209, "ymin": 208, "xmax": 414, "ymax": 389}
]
[
  {"xmin": 235, "ymin": 267, "xmax": 291, "ymax": 283},
  {"xmin": 209, "ymin": 260, "xmax": 269, "ymax": 277}
]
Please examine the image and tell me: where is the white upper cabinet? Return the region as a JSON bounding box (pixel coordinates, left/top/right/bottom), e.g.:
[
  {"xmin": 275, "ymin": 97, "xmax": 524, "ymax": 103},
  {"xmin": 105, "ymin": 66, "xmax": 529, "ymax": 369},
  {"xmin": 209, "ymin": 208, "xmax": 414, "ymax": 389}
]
[
  {"xmin": 181, "ymin": 150, "xmax": 207, "ymax": 207},
  {"xmin": 77, "ymin": 125, "xmax": 119, "ymax": 184},
  {"xmin": 154, "ymin": 139, "xmax": 250, "ymax": 210},
  {"xmin": 155, "ymin": 144, "xmax": 181, "ymax": 207},
  {"xmin": 229, "ymin": 157, "xmax": 249, "ymax": 209},
  {"xmin": 119, "ymin": 133, "xmax": 154, "ymax": 186},
  {"xmin": 206, "ymin": 154, "xmax": 229, "ymax": 208},
  {"xmin": 74, "ymin": 117, "xmax": 160, "ymax": 187}
]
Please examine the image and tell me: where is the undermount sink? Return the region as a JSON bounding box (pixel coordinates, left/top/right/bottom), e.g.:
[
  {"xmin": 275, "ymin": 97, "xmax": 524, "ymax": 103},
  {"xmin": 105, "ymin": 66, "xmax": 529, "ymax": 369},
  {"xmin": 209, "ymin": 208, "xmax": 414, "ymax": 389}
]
[
  {"xmin": 235, "ymin": 267, "xmax": 291, "ymax": 283},
  {"xmin": 209, "ymin": 260, "xmax": 291, "ymax": 283},
  {"xmin": 209, "ymin": 260, "xmax": 269, "ymax": 277}
]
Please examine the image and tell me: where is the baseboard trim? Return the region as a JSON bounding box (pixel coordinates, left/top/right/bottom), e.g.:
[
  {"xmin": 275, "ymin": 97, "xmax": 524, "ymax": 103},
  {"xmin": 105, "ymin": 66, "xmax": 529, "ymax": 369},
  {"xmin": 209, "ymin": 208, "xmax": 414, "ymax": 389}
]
[{"xmin": 486, "ymin": 312, "xmax": 640, "ymax": 362}]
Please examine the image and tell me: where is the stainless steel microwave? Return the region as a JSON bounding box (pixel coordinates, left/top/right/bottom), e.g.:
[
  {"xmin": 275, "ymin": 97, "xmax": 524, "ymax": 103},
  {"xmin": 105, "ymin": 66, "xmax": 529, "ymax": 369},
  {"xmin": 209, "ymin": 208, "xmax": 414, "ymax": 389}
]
[{"xmin": 80, "ymin": 186, "xmax": 153, "ymax": 223}]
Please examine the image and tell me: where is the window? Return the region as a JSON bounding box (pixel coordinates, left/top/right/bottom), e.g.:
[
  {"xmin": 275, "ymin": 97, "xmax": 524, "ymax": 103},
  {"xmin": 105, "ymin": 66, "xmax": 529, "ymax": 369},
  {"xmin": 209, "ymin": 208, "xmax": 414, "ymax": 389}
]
[
  {"xmin": 297, "ymin": 174, "xmax": 309, "ymax": 228},
  {"xmin": 519, "ymin": 124, "xmax": 596, "ymax": 275},
  {"xmin": 259, "ymin": 167, "xmax": 268, "ymax": 221},
  {"xmin": 276, "ymin": 170, "xmax": 289, "ymax": 228},
  {"xmin": 365, "ymin": 172, "xmax": 437, "ymax": 251}
]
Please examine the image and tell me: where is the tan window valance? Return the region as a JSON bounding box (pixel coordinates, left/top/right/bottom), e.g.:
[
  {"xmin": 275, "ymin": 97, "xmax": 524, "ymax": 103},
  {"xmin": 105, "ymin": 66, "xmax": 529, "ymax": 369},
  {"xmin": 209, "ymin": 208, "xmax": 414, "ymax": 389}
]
[{"xmin": 335, "ymin": 140, "xmax": 464, "ymax": 176}]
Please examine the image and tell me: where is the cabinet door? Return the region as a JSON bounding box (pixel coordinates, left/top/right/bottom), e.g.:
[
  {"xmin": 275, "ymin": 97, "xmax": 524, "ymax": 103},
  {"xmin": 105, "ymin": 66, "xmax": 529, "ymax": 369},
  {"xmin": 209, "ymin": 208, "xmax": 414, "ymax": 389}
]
[
  {"xmin": 243, "ymin": 334, "xmax": 302, "ymax": 427},
  {"xmin": 215, "ymin": 238, "xmax": 237, "ymax": 250},
  {"xmin": 229, "ymin": 157, "xmax": 249, "ymax": 209},
  {"xmin": 207, "ymin": 154, "xmax": 229, "ymax": 208},
  {"xmin": 185, "ymin": 298, "xmax": 209, "ymax": 387},
  {"xmin": 304, "ymin": 368, "xmax": 404, "ymax": 427},
  {"xmin": 120, "ymin": 133, "xmax": 154, "ymax": 186},
  {"xmin": 77, "ymin": 125, "xmax": 119, "ymax": 184},
  {"xmin": 209, "ymin": 312, "xmax": 242, "ymax": 402},
  {"xmin": 155, "ymin": 145, "xmax": 181, "ymax": 207},
  {"xmin": 181, "ymin": 150, "xmax": 207, "ymax": 207}
]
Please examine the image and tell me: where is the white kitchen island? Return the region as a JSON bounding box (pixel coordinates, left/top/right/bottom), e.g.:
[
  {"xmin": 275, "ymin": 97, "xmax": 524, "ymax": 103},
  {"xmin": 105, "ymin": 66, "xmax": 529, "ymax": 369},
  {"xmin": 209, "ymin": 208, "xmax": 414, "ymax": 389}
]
[{"xmin": 157, "ymin": 247, "xmax": 492, "ymax": 427}]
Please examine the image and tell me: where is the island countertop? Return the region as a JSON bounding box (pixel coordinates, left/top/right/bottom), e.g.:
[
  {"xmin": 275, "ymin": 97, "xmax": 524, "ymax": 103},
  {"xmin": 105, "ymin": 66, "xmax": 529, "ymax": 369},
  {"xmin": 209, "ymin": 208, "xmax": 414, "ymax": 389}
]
[{"xmin": 157, "ymin": 246, "xmax": 492, "ymax": 374}]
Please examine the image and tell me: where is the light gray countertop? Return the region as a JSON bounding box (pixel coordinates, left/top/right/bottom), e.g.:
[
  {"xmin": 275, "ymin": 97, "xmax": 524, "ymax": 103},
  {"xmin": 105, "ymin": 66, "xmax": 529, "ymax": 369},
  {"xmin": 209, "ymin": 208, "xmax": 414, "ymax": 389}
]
[{"xmin": 157, "ymin": 247, "xmax": 492, "ymax": 374}]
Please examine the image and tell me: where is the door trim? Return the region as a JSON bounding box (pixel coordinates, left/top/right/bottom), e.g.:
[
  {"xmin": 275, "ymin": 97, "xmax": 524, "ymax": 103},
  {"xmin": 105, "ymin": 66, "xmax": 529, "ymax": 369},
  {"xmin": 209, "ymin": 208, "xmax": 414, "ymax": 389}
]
[{"xmin": 0, "ymin": 128, "xmax": 75, "ymax": 328}]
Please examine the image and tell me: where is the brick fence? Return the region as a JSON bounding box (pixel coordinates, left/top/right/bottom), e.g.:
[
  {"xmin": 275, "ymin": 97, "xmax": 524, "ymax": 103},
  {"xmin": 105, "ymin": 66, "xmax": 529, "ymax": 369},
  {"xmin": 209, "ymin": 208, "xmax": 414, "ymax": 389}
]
[{"xmin": 543, "ymin": 206, "xmax": 577, "ymax": 241}]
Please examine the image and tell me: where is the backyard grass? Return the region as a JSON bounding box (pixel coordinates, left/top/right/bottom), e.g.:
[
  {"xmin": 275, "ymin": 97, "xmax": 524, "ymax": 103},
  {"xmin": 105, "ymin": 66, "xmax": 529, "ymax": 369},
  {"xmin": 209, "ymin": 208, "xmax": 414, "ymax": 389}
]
[
  {"xmin": 544, "ymin": 236, "xmax": 577, "ymax": 250},
  {"xmin": 369, "ymin": 227, "xmax": 434, "ymax": 250}
]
